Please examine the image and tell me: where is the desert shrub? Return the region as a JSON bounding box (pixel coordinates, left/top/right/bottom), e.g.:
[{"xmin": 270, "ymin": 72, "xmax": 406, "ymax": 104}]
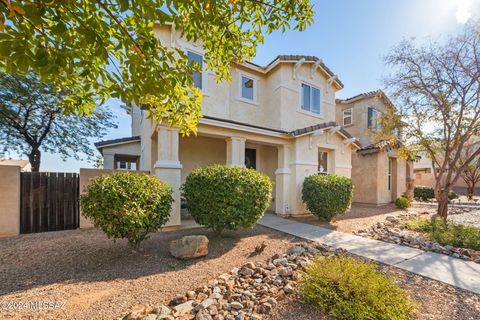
[
  {"xmin": 181, "ymin": 165, "xmax": 272, "ymax": 234},
  {"xmin": 299, "ymin": 256, "xmax": 416, "ymax": 320},
  {"xmin": 395, "ymin": 196, "xmax": 411, "ymax": 209},
  {"xmin": 413, "ymin": 186, "xmax": 435, "ymax": 201},
  {"xmin": 80, "ymin": 172, "xmax": 173, "ymax": 249},
  {"xmin": 404, "ymin": 217, "xmax": 480, "ymax": 250},
  {"xmin": 302, "ymin": 174, "xmax": 353, "ymax": 221},
  {"xmin": 448, "ymin": 190, "xmax": 459, "ymax": 200}
]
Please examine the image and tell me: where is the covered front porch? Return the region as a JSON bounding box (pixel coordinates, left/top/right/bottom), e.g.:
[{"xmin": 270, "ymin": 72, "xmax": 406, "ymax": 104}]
[{"xmin": 147, "ymin": 120, "xmax": 293, "ymax": 227}]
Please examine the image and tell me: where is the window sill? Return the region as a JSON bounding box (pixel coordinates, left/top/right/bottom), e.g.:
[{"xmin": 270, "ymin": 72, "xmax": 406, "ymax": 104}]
[
  {"xmin": 297, "ymin": 109, "xmax": 323, "ymax": 119},
  {"xmin": 342, "ymin": 123, "xmax": 354, "ymax": 128},
  {"xmin": 236, "ymin": 97, "xmax": 259, "ymax": 106}
]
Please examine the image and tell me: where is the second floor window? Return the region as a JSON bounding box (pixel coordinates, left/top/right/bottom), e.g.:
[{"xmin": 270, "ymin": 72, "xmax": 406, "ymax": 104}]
[
  {"xmin": 241, "ymin": 76, "xmax": 255, "ymax": 100},
  {"xmin": 367, "ymin": 107, "xmax": 381, "ymax": 131},
  {"xmin": 187, "ymin": 51, "xmax": 203, "ymax": 89},
  {"xmin": 343, "ymin": 108, "xmax": 352, "ymax": 125},
  {"xmin": 301, "ymin": 83, "xmax": 321, "ymax": 115}
]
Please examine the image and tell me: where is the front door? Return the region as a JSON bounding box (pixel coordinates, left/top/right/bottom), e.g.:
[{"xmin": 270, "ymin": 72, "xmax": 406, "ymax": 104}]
[{"xmin": 245, "ymin": 148, "xmax": 257, "ymax": 169}]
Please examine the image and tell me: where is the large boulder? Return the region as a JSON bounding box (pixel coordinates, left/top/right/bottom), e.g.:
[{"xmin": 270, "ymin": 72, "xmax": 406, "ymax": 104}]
[{"xmin": 169, "ymin": 235, "xmax": 209, "ymax": 259}]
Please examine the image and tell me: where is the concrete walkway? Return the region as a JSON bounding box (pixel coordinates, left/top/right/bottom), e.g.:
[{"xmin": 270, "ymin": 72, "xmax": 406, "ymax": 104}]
[{"xmin": 258, "ymin": 213, "xmax": 480, "ymax": 295}]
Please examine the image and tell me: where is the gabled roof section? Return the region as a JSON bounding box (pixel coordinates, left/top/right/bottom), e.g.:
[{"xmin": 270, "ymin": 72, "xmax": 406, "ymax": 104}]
[
  {"xmin": 95, "ymin": 136, "xmax": 140, "ymax": 148},
  {"xmin": 264, "ymin": 55, "xmax": 344, "ymax": 89},
  {"xmin": 336, "ymin": 90, "xmax": 395, "ymax": 109},
  {"xmin": 289, "ymin": 121, "xmax": 361, "ymax": 148},
  {"xmin": 357, "ymin": 139, "xmax": 401, "ymax": 154}
]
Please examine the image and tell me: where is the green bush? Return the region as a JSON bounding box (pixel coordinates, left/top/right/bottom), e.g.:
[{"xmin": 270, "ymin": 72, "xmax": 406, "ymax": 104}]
[
  {"xmin": 80, "ymin": 172, "xmax": 173, "ymax": 249},
  {"xmin": 404, "ymin": 218, "xmax": 480, "ymax": 250},
  {"xmin": 181, "ymin": 165, "xmax": 272, "ymax": 234},
  {"xmin": 413, "ymin": 186, "xmax": 435, "ymax": 201},
  {"xmin": 448, "ymin": 190, "xmax": 459, "ymax": 200},
  {"xmin": 395, "ymin": 196, "xmax": 411, "ymax": 209},
  {"xmin": 299, "ymin": 256, "xmax": 416, "ymax": 320},
  {"xmin": 302, "ymin": 174, "xmax": 353, "ymax": 221}
]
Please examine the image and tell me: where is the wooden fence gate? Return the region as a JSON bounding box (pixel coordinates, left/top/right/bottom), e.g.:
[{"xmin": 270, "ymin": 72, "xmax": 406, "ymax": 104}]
[{"xmin": 20, "ymin": 172, "xmax": 80, "ymax": 234}]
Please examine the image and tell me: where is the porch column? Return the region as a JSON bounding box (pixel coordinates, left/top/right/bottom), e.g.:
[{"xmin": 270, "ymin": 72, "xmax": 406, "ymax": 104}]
[
  {"xmin": 274, "ymin": 145, "xmax": 292, "ymax": 216},
  {"xmin": 154, "ymin": 125, "xmax": 182, "ymax": 226},
  {"xmin": 226, "ymin": 137, "xmax": 246, "ymax": 166}
]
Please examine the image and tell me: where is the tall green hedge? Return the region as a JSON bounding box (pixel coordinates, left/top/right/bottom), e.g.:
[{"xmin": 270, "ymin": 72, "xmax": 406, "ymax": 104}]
[
  {"xmin": 80, "ymin": 172, "xmax": 173, "ymax": 249},
  {"xmin": 302, "ymin": 174, "xmax": 353, "ymax": 221},
  {"xmin": 181, "ymin": 165, "xmax": 272, "ymax": 234}
]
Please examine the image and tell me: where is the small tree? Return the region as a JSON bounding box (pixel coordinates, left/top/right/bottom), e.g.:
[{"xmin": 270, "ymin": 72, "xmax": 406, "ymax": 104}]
[
  {"xmin": 458, "ymin": 140, "xmax": 480, "ymax": 199},
  {"xmin": 0, "ymin": 72, "xmax": 117, "ymax": 171},
  {"xmin": 381, "ymin": 21, "xmax": 480, "ymax": 219},
  {"xmin": 0, "ymin": 0, "xmax": 313, "ymax": 134}
]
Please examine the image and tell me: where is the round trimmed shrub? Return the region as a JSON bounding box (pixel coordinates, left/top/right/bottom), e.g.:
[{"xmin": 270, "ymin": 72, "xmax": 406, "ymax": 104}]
[
  {"xmin": 413, "ymin": 186, "xmax": 435, "ymax": 201},
  {"xmin": 395, "ymin": 196, "xmax": 411, "ymax": 209},
  {"xmin": 299, "ymin": 256, "xmax": 416, "ymax": 320},
  {"xmin": 302, "ymin": 174, "xmax": 353, "ymax": 221},
  {"xmin": 80, "ymin": 172, "xmax": 173, "ymax": 249},
  {"xmin": 181, "ymin": 165, "xmax": 272, "ymax": 234},
  {"xmin": 448, "ymin": 190, "xmax": 459, "ymax": 201}
]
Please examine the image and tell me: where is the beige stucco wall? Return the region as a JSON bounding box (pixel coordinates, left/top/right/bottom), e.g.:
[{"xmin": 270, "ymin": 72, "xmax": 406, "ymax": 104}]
[
  {"xmin": 0, "ymin": 165, "xmax": 21, "ymax": 237},
  {"xmin": 152, "ymin": 24, "xmax": 341, "ymax": 134},
  {"xmin": 352, "ymin": 149, "xmax": 408, "ymax": 205},
  {"xmin": 289, "ymin": 131, "xmax": 354, "ymax": 215},
  {"xmin": 179, "ymin": 135, "xmax": 227, "ymax": 182},
  {"xmin": 336, "ymin": 96, "xmax": 389, "ymax": 146}
]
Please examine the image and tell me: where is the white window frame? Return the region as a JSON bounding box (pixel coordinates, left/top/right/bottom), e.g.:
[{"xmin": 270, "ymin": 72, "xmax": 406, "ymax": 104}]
[
  {"xmin": 388, "ymin": 158, "xmax": 393, "ymax": 191},
  {"xmin": 237, "ymin": 72, "xmax": 259, "ymax": 105},
  {"xmin": 318, "ymin": 150, "xmax": 329, "ymax": 174},
  {"xmin": 184, "ymin": 45, "xmax": 209, "ymax": 94},
  {"xmin": 369, "ymin": 108, "xmax": 381, "ymax": 131},
  {"xmin": 299, "ymin": 82, "xmax": 321, "ymax": 116},
  {"xmin": 343, "ymin": 108, "xmax": 353, "ymax": 126}
]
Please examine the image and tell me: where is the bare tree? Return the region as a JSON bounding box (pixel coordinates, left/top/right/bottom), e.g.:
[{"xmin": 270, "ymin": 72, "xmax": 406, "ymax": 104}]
[
  {"xmin": 458, "ymin": 140, "xmax": 480, "ymax": 199},
  {"xmin": 382, "ymin": 21, "xmax": 480, "ymax": 219}
]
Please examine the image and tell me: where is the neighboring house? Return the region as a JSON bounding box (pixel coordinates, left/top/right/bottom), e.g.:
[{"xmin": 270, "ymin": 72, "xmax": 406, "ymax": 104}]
[
  {"xmin": 336, "ymin": 91, "xmax": 414, "ymax": 205},
  {"xmin": 95, "ymin": 23, "xmax": 360, "ymax": 227},
  {"xmin": 413, "ymin": 151, "xmax": 474, "ymax": 194},
  {"xmin": 0, "ymin": 159, "xmax": 31, "ymax": 172}
]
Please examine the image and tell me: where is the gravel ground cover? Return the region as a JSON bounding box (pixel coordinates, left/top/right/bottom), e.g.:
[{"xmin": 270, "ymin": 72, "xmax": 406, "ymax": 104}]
[
  {"xmin": 449, "ymin": 209, "xmax": 480, "ymax": 227},
  {"xmin": 1, "ymin": 221, "xmax": 479, "ymax": 320},
  {"xmin": 289, "ymin": 203, "xmax": 437, "ymax": 233},
  {"xmin": 0, "ymin": 226, "xmax": 300, "ymax": 320}
]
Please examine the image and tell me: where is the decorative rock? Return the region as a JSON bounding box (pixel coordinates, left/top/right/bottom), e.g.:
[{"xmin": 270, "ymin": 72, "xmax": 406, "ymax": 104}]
[
  {"xmin": 272, "ymin": 257, "xmax": 288, "ymax": 266},
  {"xmin": 256, "ymin": 302, "xmax": 272, "ymax": 314},
  {"xmin": 229, "ymin": 302, "xmax": 243, "ymax": 310},
  {"xmin": 152, "ymin": 305, "xmax": 171, "ymax": 318},
  {"xmin": 278, "ymin": 266, "xmax": 293, "ymax": 277},
  {"xmin": 170, "ymin": 294, "xmax": 187, "ymax": 306},
  {"xmin": 288, "ymin": 245, "xmax": 306, "ymax": 256},
  {"xmin": 283, "ymin": 284, "xmax": 294, "ymax": 293},
  {"xmin": 173, "ymin": 301, "xmax": 195, "ymax": 314},
  {"xmin": 170, "ymin": 235, "xmax": 209, "ymax": 259}
]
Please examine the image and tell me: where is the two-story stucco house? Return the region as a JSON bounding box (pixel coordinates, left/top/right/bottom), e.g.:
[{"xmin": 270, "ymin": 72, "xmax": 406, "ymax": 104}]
[
  {"xmin": 95, "ymin": 23, "xmax": 361, "ymax": 227},
  {"xmin": 335, "ymin": 91, "xmax": 414, "ymax": 205}
]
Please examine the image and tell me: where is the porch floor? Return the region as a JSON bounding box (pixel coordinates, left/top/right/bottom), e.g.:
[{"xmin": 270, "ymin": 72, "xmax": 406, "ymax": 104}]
[{"xmin": 258, "ymin": 213, "xmax": 480, "ymax": 294}]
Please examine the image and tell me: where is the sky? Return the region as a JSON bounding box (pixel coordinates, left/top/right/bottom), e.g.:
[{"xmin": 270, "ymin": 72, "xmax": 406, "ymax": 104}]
[{"xmin": 15, "ymin": 0, "xmax": 480, "ymax": 172}]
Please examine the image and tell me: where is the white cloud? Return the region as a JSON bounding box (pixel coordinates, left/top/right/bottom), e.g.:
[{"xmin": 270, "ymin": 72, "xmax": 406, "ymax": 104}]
[{"xmin": 454, "ymin": 0, "xmax": 474, "ymax": 23}]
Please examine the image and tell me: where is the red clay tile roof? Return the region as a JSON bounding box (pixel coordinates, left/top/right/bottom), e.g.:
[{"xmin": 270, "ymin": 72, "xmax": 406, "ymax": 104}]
[
  {"xmin": 357, "ymin": 139, "xmax": 401, "ymax": 154},
  {"xmin": 336, "ymin": 90, "xmax": 394, "ymax": 108},
  {"xmin": 266, "ymin": 55, "xmax": 344, "ymax": 88}
]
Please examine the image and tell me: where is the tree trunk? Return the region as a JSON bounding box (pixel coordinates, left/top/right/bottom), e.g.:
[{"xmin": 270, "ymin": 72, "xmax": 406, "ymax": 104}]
[
  {"xmin": 436, "ymin": 190, "xmax": 449, "ymax": 220},
  {"xmin": 28, "ymin": 149, "xmax": 41, "ymax": 172}
]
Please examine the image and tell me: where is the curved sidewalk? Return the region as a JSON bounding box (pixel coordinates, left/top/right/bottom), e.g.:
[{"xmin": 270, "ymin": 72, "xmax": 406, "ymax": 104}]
[{"xmin": 259, "ymin": 213, "xmax": 480, "ymax": 295}]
